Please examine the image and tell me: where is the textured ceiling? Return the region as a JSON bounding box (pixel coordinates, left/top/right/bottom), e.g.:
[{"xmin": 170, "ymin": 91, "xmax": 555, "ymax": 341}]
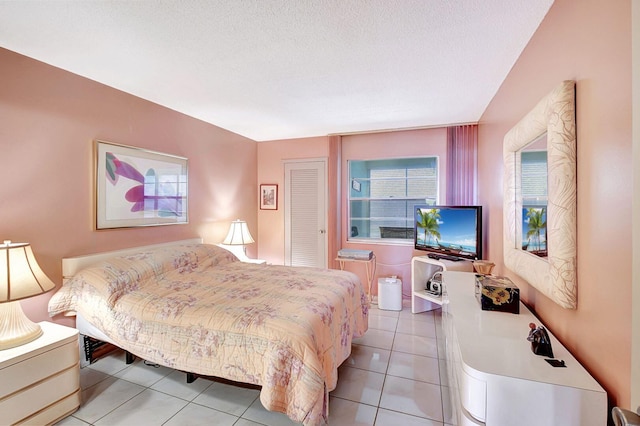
[{"xmin": 0, "ymin": 1, "xmax": 553, "ymax": 141}]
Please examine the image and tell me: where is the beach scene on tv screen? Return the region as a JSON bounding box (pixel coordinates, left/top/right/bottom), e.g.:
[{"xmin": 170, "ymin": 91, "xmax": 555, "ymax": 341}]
[{"xmin": 415, "ymin": 208, "xmax": 478, "ymax": 254}]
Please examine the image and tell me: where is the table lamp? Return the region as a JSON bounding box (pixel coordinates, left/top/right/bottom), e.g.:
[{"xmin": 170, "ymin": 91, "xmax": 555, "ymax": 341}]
[
  {"xmin": 222, "ymin": 220, "xmax": 255, "ymax": 259},
  {"xmin": 0, "ymin": 241, "xmax": 56, "ymax": 350}
]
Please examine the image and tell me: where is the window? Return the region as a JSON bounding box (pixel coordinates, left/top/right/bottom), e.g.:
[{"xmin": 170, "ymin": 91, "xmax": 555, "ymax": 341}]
[{"xmin": 349, "ymin": 157, "xmax": 438, "ymax": 241}]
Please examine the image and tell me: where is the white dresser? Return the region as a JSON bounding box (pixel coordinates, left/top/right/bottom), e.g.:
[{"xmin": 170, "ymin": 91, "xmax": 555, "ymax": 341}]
[
  {"xmin": 441, "ymin": 271, "xmax": 607, "ymax": 426},
  {"xmin": 0, "ymin": 321, "xmax": 80, "ymax": 425}
]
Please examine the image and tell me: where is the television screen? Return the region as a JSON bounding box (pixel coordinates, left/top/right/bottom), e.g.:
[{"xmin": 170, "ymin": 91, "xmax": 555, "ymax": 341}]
[{"xmin": 414, "ymin": 205, "xmax": 482, "ymax": 261}]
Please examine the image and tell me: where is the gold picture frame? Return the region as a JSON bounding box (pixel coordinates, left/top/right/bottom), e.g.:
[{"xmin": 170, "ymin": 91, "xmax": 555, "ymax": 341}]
[
  {"xmin": 260, "ymin": 184, "xmax": 278, "ymax": 210},
  {"xmin": 95, "ymin": 140, "xmax": 188, "ymax": 229}
]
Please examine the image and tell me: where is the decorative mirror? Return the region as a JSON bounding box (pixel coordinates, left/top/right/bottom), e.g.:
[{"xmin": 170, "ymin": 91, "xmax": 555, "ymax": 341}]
[{"xmin": 503, "ymin": 80, "xmax": 577, "ymax": 309}]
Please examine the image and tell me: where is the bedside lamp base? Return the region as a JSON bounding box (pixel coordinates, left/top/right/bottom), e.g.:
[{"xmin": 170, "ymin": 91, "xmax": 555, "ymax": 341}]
[{"xmin": 0, "ymin": 301, "xmax": 43, "ymax": 350}]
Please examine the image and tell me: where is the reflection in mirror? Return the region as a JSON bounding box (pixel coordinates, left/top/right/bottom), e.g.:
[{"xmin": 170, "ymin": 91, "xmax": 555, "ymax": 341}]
[{"xmin": 520, "ymin": 134, "xmax": 548, "ymax": 257}]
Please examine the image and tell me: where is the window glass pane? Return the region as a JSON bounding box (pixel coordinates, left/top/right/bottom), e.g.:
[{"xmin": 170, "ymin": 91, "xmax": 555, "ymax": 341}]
[{"xmin": 348, "ymin": 157, "xmax": 438, "ymax": 241}]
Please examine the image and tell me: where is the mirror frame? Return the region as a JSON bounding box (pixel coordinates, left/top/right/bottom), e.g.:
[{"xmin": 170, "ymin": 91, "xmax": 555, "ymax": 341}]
[{"xmin": 503, "ymin": 80, "xmax": 577, "ymax": 309}]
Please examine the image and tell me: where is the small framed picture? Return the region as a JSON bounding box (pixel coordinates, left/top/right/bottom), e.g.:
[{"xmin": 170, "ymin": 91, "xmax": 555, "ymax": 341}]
[
  {"xmin": 260, "ymin": 184, "xmax": 278, "ymax": 210},
  {"xmin": 352, "ymin": 179, "xmax": 361, "ymax": 192}
]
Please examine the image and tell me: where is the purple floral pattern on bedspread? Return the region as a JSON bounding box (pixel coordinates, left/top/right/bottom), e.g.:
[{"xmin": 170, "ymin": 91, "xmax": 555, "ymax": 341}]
[{"xmin": 48, "ymin": 244, "xmax": 368, "ymax": 426}]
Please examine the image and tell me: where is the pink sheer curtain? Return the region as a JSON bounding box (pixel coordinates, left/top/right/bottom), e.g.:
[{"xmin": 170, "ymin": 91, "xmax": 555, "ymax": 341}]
[
  {"xmin": 328, "ymin": 135, "xmax": 342, "ymax": 268},
  {"xmin": 446, "ymin": 125, "xmax": 478, "ymax": 205}
]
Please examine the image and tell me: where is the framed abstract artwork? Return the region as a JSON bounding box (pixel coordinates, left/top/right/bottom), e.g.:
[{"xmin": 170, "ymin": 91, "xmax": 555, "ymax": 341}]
[
  {"xmin": 95, "ymin": 140, "xmax": 188, "ymax": 229},
  {"xmin": 260, "ymin": 184, "xmax": 278, "ymax": 210}
]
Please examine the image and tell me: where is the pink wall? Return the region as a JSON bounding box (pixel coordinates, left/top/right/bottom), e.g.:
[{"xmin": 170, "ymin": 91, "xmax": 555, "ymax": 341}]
[
  {"xmin": 256, "ymin": 137, "xmax": 329, "ymax": 264},
  {"xmin": 478, "ymin": 0, "xmax": 632, "ymax": 409},
  {"xmin": 0, "ymin": 48, "xmax": 258, "ymax": 327}
]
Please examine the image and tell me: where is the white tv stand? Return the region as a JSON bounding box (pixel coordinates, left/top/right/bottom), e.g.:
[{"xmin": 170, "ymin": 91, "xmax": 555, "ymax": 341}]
[
  {"xmin": 442, "ymin": 271, "xmax": 606, "ymax": 425},
  {"xmin": 411, "ymin": 255, "xmax": 473, "ymax": 313}
]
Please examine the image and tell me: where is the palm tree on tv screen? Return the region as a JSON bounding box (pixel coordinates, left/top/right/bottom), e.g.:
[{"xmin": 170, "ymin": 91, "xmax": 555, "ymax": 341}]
[
  {"xmin": 526, "ymin": 207, "xmax": 547, "ymax": 251},
  {"xmin": 417, "ymin": 208, "xmax": 441, "ymax": 245}
]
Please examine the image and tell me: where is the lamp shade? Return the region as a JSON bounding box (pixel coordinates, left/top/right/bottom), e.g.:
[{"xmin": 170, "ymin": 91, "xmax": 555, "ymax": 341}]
[
  {"xmin": 0, "ymin": 241, "xmax": 56, "ymax": 349},
  {"xmin": 222, "ymin": 220, "xmax": 255, "ymax": 246},
  {"xmin": 0, "ymin": 241, "xmax": 55, "ymax": 303}
]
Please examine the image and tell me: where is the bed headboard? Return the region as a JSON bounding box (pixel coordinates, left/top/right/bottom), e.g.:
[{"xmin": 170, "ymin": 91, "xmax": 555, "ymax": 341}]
[{"xmin": 62, "ymin": 238, "xmax": 203, "ymax": 279}]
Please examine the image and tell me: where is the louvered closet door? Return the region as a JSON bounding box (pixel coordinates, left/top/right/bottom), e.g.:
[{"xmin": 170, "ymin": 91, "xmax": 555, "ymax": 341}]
[{"xmin": 284, "ymin": 160, "xmax": 327, "ymax": 268}]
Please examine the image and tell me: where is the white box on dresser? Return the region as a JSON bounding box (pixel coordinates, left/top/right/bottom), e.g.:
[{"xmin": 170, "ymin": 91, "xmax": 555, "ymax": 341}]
[
  {"xmin": 0, "ymin": 321, "xmax": 80, "ymax": 425},
  {"xmin": 441, "ymin": 271, "xmax": 607, "ymax": 426}
]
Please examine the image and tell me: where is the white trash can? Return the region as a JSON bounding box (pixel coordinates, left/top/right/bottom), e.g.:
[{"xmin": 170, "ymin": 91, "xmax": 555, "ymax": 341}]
[{"xmin": 378, "ymin": 277, "xmax": 402, "ymax": 311}]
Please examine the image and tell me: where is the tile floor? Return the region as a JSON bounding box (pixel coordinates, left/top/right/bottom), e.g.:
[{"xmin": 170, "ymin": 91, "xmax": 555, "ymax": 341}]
[{"xmin": 56, "ymin": 302, "xmax": 454, "ymax": 426}]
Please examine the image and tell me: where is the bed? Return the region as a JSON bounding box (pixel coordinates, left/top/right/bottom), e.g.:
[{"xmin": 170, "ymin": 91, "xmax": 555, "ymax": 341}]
[{"xmin": 48, "ymin": 239, "xmax": 369, "ymax": 425}]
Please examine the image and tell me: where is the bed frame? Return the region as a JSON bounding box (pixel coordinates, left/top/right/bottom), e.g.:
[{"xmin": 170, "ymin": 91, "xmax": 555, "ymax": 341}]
[
  {"xmin": 62, "ymin": 238, "xmax": 202, "ymax": 280},
  {"xmin": 62, "ymin": 238, "xmax": 202, "ymax": 366}
]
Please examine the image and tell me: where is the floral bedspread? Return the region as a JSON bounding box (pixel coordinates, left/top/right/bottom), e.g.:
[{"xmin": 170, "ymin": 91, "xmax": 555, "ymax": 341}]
[{"xmin": 48, "ymin": 244, "xmax": 368, "ymax": 425}]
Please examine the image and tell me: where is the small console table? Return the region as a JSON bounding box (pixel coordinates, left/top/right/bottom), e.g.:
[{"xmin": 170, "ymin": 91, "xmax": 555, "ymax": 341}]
[
  {"xmin": 337, "ymin": 254, "xmax": 376, "ymax": 301},
  {"xmin": 441, "ymin": 271, "xmax": 606, "ymax": 425}
]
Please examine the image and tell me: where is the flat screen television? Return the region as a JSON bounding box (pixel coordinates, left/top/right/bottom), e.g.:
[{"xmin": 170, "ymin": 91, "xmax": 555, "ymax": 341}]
[{"xmin": 414, "ymin": 205, "xmax": 483, "ymax": 261}]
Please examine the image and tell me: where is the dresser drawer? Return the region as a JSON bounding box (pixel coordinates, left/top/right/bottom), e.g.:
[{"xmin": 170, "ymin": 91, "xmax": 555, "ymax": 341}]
[
  {"xmin": 15, "ymin": 389, "xmax": 81, "ymax": 426},
  {"xmin": 0, "ymin": 364, "xmax": 80, "ymax": 425},
  {"xmin": 460, "ymin": 369, "xmax": 486, "ymax": 423},
  {"xmin": 0, "ymin": 339, "xmax": 79, "ymax": 398}
]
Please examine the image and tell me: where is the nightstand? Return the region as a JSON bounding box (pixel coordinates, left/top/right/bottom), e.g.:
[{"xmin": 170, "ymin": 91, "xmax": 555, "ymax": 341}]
[
  {"xmin": 242, "ymin": 258, "xmax": 266, "ymax": 264},
  {"xmin": 0, "ymin": 321, "xmax": 80, "ymax": 425}
]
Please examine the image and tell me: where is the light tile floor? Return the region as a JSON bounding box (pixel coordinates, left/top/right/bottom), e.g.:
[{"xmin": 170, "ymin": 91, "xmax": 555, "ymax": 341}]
[{"xmin": 56, "ymin": 302, "xmax": 454, "ymax": 426}]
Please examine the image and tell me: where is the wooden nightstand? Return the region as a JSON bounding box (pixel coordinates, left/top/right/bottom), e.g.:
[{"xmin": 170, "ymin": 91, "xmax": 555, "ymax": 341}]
[{"xmin": 0, "ymin": 321, "xmax": 80, "ymax": 425}]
